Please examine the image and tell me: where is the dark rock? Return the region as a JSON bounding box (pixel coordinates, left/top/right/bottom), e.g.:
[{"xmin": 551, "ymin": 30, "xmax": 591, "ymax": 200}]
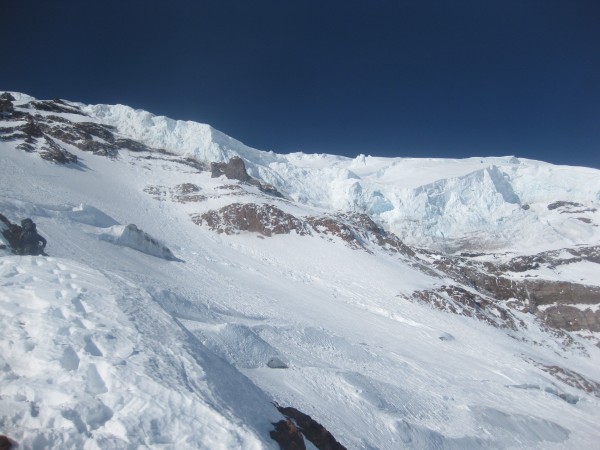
[
  {"xmin": 548, "ymin": 201, "xmax": 583, "ymax": 210},
  {"xmin": 542, "ymin": 305, "xmax": 600, "ymax": 332},
  {"xmin": 211, "ymin": 156, "xmax": 251, "ymax": 182},
  {"xmin": 257, "ymin": 182, "xmax": 285, "ymax": 198},
  {"xmin": 0, "ymin": 92, "xmax": 15, "ymax": 116},
  {"xmin": 182, "ymin": 157, "xmax": 208, "ymax": 172},
  {"xmin": 40, "ymin": 120, "xmax": 119, "ymax": 157},
  {"xmin": 0, "ymin": 214, "xmax": 22, "ymax": 251},
  {"xmin": 526, "ymin": 280, "xmax": 600, "ymax": 308},
  {"xmin": 22, "ymin": 115, "xmax": 44, "ymax": 138},
  {"xmin": 27, "ymin": 99, "xmax": 85, "ymax": 115},
  {"xmin": 145, "ymin": 183, "xmax": 207, "ymax": 203},
  {"xmin": 114, "ymin": 138, "xmax": 152, "ymax": 152},
  {"xmin": 270, "ymin": 418, "xmax": 306, "ymax": 450},
  {"xmin": 177, "ymin": 183, "xmax": 200, "ymax": 195},
  {"xmin": 0, "ymin": 435, "xmax": 13, "ymax": 450},
  {"xmin": 547, "ymin": 200, "xmax": 596, "ymax": 214},
  {"xmin": 211, "ymin": 157, "xmax": 285, "ymax": 196},
  {"xmin": 39, "ymin": 136, "xmax": 78, "ymax": 164},
  {"xmin": 173, "ymin": 184, "xmax": 206, "ymax": 203},
  {"xmin": 276, "ymin": 405, "xmax": 347, "ymax": 450}
]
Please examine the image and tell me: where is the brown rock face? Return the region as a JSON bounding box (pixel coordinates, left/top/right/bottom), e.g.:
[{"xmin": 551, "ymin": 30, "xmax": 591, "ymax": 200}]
[
  {"xmin": 196, "ymin": 203, "xmax": 307, "ymax": 236},
  {"xmin": 426, "ymin": 246, "xmax": 600, "ymax": 341},
  {"xmin": 0, "ymin": 435, "xmax": 13, "ymax": 450},
  {"xmin": 270, "ymin": 419, "xmax": 306, "ymax": 450},
  {"xmin": 542, "ymin": 306, "xmax": 600, "ymax": 333},
  {"xmin": 273, "ymin": 405, "xmax": 347, "ymax": 450},
  {"xmin": 195, "ymin": 203, "xmax": 415, "ymax": 256}
]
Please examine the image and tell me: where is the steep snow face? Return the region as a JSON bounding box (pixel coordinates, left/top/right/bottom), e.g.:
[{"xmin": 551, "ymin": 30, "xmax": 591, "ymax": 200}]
[
  {"xmin": 83, "ymin": 103, "xmax": 267, "ymax": 164},
  {"xmin": 80, "ymin": 100, "xmax": 600, "ymax": 253}
]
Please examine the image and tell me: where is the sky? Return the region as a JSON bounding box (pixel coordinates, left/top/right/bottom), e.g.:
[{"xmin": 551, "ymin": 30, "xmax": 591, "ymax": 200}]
[{"xmin": 2, "ymin": 0, "xmax": 599, "ymax": 168}]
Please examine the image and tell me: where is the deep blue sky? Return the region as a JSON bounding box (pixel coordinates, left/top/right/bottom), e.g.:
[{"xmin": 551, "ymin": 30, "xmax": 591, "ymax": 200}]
[{"xmin": 3, "ymin": 1, "xmax": 599, "ymax": 168}]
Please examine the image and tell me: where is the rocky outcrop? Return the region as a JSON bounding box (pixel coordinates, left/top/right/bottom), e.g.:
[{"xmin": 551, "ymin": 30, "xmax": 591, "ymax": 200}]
[
  {"xmin": 547, "ymin": 201, "xmax": 597, "ymax": 213},
  {"xmin": 0, "ymin": 98, "xmax": 163, "ymax": 163},
  {"xmin": 0, "ymin": 435, "xmax": 13, "ymax": 450},
  {"xmin": 408, "ymin": 285, "xmax": 522, "ymax": 330},
  {"xmin": 195, "ymin": 203, "xmax": 308, "ymax": 237},
  {"xmin": 529, "ymin": 360, "xmax": 600, "ymax": 397},
  {"xmin": 273, "ymin": 405, "xmax": 347, "ymax": 450},
  {"xmin": 144, "ymin": 183, "xmax": 207, "ymax": 203},
  {"xmin": 270, "ymin": 419, "xmax": 306, "ymax": 450},
  {"xmin": 0, "ymin": 214, "xmax": 21, "ymax": 251},
  {"xmin": 541, "ymin": 305, "xmax": 600, "ymax": 333},
  {"xmin": 39, "ymin": 135, "xmax": 78, "ymax": 163},
  {"xmin": 0, "ymin": 92, "xmax": 15, "ymax": 116},
  {"xmin": 27, "ymin": 98, "xmax": 85, "ymax": 115},
  {"xmin": 307, "ymin": 213, "xmax": 414, "ymax": 255},
  {"xmin": 194, "ymin": 203, "xmax": 414, "ymax": 255},
  {"xmin": 211, "ymin": 156, "xmax": 250, "ymax": 182},
  {"xmin": 211, "ymin": 157, "xmax": 284, "ymax": 198},
  {"xmin": 424, "ymin": 246, "xmax": 600, "ymax": 343}
]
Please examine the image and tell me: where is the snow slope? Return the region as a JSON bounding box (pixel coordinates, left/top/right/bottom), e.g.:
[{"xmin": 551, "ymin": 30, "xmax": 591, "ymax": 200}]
[{"xmin": 1, "ymin": 94, "xmax": 600, "ymax": 449}]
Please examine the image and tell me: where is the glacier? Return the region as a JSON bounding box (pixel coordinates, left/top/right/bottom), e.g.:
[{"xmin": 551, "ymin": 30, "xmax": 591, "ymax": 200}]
[{"xmin": 80, "ymin": 99, "xmax": 600, "ymax": 253}]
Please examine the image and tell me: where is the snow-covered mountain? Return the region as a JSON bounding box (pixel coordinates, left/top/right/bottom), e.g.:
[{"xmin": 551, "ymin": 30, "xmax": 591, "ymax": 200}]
[{"xmin": 1, "ymin": 92, "xmax": 599, "ymax": 449}]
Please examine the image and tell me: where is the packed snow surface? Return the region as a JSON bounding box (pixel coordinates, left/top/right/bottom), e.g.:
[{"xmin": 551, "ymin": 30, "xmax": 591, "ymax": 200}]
[{"xmin": 1, "ymin": 94, "xmax": 600, "ymax": 449}]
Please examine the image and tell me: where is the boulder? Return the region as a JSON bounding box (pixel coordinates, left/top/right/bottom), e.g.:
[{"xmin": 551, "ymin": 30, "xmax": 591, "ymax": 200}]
[
  {"xmin": 270, "ymin": 418, "xmax": 305, "ymax": 450},
  {"xmin": 211, "ymin": 156, "xmax": 251, "ymax": 182}
]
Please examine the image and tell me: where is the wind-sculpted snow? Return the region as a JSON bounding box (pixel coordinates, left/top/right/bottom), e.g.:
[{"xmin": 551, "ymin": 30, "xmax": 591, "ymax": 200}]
[
  {"xmin": 67, "ymin": 204, "xmax": 120, "ymax": 228},
  {"xmin": 0, "ymin": 257, "xmax": 276, "ymax": 448},
  {"xmin": 99, "ymin": 224, "xmax": 179, "ymax": 261}
]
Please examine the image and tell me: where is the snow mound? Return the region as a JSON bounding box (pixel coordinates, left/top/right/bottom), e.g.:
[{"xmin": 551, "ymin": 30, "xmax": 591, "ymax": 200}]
[
  {"xmin": 100, "ymin": 224, "xmax": 178, "ymax": 260},
  {"xmin": 67, "ymin": 204, "xmax": 120, "ymax": 228}
]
